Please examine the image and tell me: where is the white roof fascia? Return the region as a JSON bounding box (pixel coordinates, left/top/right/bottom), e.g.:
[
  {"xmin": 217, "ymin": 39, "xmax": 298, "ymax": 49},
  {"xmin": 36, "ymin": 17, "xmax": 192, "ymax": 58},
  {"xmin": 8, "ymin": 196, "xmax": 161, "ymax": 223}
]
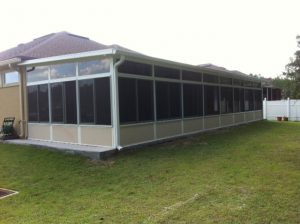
[
  {"xmin": 0, "ymin": 57, "xmax": 22, "ymax": 67},
  {"xmin": 18, "ymin": 48, "xmax": 116, "ymax": 66}
]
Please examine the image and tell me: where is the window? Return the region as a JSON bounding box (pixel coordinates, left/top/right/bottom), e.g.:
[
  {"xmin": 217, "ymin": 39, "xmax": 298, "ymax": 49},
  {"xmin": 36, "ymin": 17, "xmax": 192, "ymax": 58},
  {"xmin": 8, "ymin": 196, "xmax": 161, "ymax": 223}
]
[
  {"xmin": 183, "ymin": 84, "xmax": 203, "ymax": 117},
  {"xmin": 137, "ymin": 80, "xmax": 154, "ymax": 121},
  {"xmin": 27, "ymin": 66, "xmax": 49, "ymax": 83},
  {"xmin": 50, "ymin": 63, "xmax": 76, "ymax": 79},
  {"xmin": 220, "ymin": 87, "xmax": 233, "ymax": 114},
  {"xmin": 38, "ymin": 84, "xmax": 49, "ymax": 122},
  {"xmin": 244, "ymin": 89, "xmax": 254, "ymax": 111},
  {"xmin": 119, "ymin": 77, "xmax": 153, "ymax": 123},
  {"xmin": 154, "ymin": 66, "xmax": 180, "ymax": 79},
  {"xmin": 28, "ymin": 86, "xmax": 38, "ymax": 122},
  {"xmin": 51, "ymin": 83, "xmax": 63, "ymax": 122},
  {"xmin": 203, "ymin": 73, "xmax": 219, "ymax": 83},
  {"xmin": 220, "ymin": 77, "xmax": 232, "ymax": 85},
  {"xmin": 254, "ymin": 90, "xmax": 262, "ymax": 110},
  {"xmin": 182, "ymin": 70, "xmax": 202, "ymax": 82},
  {"xmin": 27, "ymin": 84, "xmax": 49, "ymax": 122},
  {"xmin": 94, "ymin": 78, "xmax": 111, "ymax": 125},
  {"xmin": 233, "ymin": 79, "xmax": 243, "ymax": 86},
  {"xmin": 78, "ymin": 59, "xmax": 110, "ymax": 76},
  {"xmin": 4, "ymin": 71, "xmax": 19, "ymax": 85},
  {"xmin": 244, "ymin": 81, "xmax": 253, "ymax": 87},
  {"xmin": 204, "ymin": 85, "xmax": 219, "ymax": 115},
  {"xmin": 79, "ymin": 78, "xmax": 111, "ymax": 124},
  {"xmin": 51, "ymin": 81, "xmax": 77, "ymax": 124},
  {"xmin": 79, "ymin": 79, "xmax": 94, "ymax": 123},
  {"xmin": 234, "ymin": 88, "xmax": 244, "ymax": 112},
  {"xmin": 118, "ymin": 60, "xmax": 152, "ymax": 76},
  {"xmin": 156, "ymin": 81, "xmax": 181, "ymax": 120}
]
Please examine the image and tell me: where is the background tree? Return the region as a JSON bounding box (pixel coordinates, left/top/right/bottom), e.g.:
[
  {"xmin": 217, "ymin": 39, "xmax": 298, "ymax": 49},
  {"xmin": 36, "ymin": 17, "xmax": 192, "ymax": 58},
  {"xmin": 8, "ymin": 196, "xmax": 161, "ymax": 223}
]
[{"xmin": 274, "ymin": 35, "xmax": 300, "ymax": 99}]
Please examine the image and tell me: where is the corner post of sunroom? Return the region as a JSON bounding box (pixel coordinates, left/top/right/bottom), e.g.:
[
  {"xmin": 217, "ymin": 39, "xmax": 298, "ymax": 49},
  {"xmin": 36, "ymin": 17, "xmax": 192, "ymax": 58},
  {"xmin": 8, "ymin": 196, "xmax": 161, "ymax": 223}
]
[{"xmin": 111, "ymin": 55, "xmax": 125, "ymax": 149}]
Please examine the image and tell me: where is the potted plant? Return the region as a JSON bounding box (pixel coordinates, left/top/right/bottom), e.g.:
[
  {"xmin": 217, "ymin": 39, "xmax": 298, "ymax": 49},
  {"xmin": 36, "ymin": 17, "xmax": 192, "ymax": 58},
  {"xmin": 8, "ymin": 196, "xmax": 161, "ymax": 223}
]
[{"xmin": 277, "ymin": 116, "xmax": 282, "ymax": 121}]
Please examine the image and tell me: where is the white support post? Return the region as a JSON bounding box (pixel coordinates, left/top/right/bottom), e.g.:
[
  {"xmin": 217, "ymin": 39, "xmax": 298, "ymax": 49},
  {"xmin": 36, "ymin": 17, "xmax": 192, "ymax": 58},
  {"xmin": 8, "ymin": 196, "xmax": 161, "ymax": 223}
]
[
  {"xmin": 287, "ymin": 97, "xmax": 290, "ymax": 119},
  {"xmin": 263, "ymin": 98, "xmax": 267, "ymax": 120}
]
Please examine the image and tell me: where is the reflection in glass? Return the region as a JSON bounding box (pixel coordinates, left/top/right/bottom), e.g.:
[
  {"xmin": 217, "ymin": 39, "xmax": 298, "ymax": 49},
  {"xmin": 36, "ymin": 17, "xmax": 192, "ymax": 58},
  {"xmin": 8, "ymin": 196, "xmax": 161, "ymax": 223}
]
[
  {"xmin": 79, "ymin": 59, "xmax": 110, "ymax": 76},
  {"xmin": 50, "ymin": 63, "xmax": 76, "ymax": 79},
  {"xmin": 27, "ymin": 66, "xmax": 49, "ymax": 83}
]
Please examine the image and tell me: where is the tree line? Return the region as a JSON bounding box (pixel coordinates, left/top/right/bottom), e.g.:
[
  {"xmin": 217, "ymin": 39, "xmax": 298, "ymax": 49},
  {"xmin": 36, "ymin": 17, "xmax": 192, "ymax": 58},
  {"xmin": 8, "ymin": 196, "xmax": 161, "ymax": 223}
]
[{"xmin": 273, "ymin": 36, "xmax": 300, "ymax": 99}]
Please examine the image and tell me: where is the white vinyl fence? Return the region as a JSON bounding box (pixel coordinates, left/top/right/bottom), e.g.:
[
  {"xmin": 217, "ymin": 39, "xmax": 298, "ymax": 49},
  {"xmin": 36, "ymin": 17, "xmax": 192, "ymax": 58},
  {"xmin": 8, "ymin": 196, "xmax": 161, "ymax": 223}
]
[{"xmin": 263, "ymin": 98, "xmax": 300, "ymax": 121}]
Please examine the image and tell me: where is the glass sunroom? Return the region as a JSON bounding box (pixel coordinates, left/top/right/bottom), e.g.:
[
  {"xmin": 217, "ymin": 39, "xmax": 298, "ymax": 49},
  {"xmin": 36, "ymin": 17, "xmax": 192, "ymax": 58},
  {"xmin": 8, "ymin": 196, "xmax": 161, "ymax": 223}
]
[{"xmin": 23, "ymin": 49, "xmax": 262, "ymax": 149}]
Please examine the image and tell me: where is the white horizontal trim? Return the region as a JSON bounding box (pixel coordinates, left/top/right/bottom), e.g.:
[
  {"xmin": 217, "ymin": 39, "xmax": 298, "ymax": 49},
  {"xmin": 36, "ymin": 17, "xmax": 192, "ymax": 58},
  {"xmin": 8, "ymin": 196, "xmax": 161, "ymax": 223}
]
[{"xmin": 19, "ymin": 49, "xmax": 116, "ymax": 66}]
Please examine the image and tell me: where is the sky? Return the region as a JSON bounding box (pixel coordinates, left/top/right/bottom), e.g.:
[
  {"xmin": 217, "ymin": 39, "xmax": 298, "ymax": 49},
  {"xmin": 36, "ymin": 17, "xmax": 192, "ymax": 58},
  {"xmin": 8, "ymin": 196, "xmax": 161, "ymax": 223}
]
[{"xmin": 0, "ymin": 0, "xmax": 299, "ymax": 78}]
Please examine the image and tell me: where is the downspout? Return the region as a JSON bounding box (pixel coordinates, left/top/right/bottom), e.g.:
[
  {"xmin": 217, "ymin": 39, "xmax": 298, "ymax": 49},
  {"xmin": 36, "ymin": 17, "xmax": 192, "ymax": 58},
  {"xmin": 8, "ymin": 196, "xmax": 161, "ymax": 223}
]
[{"xmin": 112, "ymin": 55, "xmax": 125, "ymax": 150}]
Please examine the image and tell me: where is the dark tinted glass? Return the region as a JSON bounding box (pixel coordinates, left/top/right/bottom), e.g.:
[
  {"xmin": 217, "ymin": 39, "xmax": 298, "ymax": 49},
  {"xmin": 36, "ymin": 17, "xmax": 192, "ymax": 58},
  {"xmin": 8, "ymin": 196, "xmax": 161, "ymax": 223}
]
[
  {"xmin": 220, "ymin": 77, "xmax": 232, "ymax": 85},
  {"xmin": 38, "ymin": 84, "xmax": 49, "ymax": 122},
  {"xmin": 118, "ymin": 60, "xmax": 152, "ymax": 76},
  {"xmin": 79, "ymin": 79, "xmax": 94, "ymax": 123},
  {"xmin": 119, "ymin": 77, "xmax": 137, "ymax": 123},
  {"xmin": 156, "ymin": 81, "xmax": 181, "ymax": 120},
  {"xmin": 155, "ymin": 66, "xmax": 180, "ymax": 79},
  {"xmin": 137, "ymin": 79, "xmax": 154, "ymax": 121},
  {"xmin": 28, "ymin": 86, "xmax": 38, "ymax": 122},
  {"xmin": 65, "ymin": 81, "xmax": 77, "ymax": 124},
  {"xmin": 183, "ymin": 84, "xmax": 203, "ymax": 117},
  {"xmin": 220, "ymin": 87, "xmax": 233, "ymax": 114},
  {"xmin": 244, "ymin": 89, "xmax": 254, "ymax": 111},
  {"xmin": 203, "ymin": 73, "xmax": 219, "ymax": 83},
  {"xmin": 233, "ymin": 79, "xmax": 243, "ymax": 86},
  {"xmin": 182, "ymin": 70, "xmax": 202, "ymax": 82},
  {"xmin": 95, "ymin": 77, "xmax": 111, "ymax": 125},
  {"xmin": 204, "ymin": 85, "xmax": 219, "ymax": 115},
  {"xmin": 51, "ymin": 83, "xmax": 63, "ymax": 122},
  {"xmin": 254, "ymin": 90, "xmax": 262, "ymax": 110}
]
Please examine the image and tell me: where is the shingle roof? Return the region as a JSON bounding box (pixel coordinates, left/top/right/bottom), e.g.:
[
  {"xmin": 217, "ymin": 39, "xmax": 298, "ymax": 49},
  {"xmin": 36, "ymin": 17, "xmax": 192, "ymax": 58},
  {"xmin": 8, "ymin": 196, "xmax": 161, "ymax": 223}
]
[{"xmin": 0, "ymin": 31, "xmax": 137, "ymax": 62}]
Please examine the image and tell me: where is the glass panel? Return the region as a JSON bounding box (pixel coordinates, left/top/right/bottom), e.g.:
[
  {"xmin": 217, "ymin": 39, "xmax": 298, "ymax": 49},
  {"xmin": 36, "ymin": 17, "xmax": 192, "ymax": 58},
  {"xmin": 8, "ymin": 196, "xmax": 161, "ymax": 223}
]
[
  {"xmin": 50, "ymin": 63, "xmax": 76, "ymax": 79},
  {"xmin": 244, "ymin": 89, "xmax": 254, "ymax": 111},
  {"xmin": 118, "ymin": 60, "xmax": 152, "ymax": 76},
  {"xmin": 254, "ymin": 90, "xmax": 262, "ymax": 110},
  {"xmin": 203, "ymin": 73, "xmax": 219, "ymax": 83},
  {"xmin": 154, "ymin": 66, "xmax": 180, "ymax": 79},
  {"xmin": 78, "ymin": 59, "xmax": 110, "ymax": 76},
  {"xmin": 182, "ymin": 70, "xmax": 202, "ymax": 82},
  {"xmin": 220, "ymin": 87, "xmax": 233, "ymax": 114},
  {"xmin": 183, "ymin": 83, "xmax": 203, "ymax": 117},
  {"xmin": 95, "ymin": 77, "xmax": 111, "ymax": 125},
  {"xmin": 79, "ymin": 79, "xmax": 94, "ymax": 123},
  {"xmin": 220, "ymin": 77, "xmax": 232, "ymax": 85},
  {"xmin": 233, "ymin": 79, "xmax": 243, "ymax": 86},
  {"xmin": 137, "ymin": 79, "xmax": 154, "ymax": 121},
  {"xmin": 27, "ymin": 66, "xmax": 48, "ymax": 83},
  {"xmin": 51, "ymin": 83, "xmax": 63, "ymax": 122},
  {"xmin": 65, "ymin": 81, "xmax": 77, "ymax": 124},
  {"xmin": 204, "ymin": 85, "xmax": 219, "ymax": 115},
  {"xmin": 156, "ymin": 81, "xmax": 181, "ymax": 120},
  {"xmin": 4, "ymin": 71, "xmax": 19, "ymax": 84},
  {"xmin": 118, "ymin": 77, "xmax": 137, "ymax": 123},
  {"xmin": 28, "ymin": 86, "xmax": 38, "ymax": 122},
  {"xmin": 38, "ymin": 84, "xmax": 49, "ymax": 122}
]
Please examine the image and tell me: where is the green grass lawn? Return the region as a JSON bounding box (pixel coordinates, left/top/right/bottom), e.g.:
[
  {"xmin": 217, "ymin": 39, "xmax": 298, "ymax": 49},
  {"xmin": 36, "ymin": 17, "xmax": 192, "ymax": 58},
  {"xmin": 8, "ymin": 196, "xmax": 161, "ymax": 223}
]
[{"xmin": 0, "ymin": 121, "xmax": 300, "ymax": 223}]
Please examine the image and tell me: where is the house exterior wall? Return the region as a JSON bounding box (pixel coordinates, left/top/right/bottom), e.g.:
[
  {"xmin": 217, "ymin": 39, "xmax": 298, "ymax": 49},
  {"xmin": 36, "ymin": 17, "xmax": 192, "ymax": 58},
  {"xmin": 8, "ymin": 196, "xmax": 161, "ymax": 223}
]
[{"xmin": 0, "ymin": 85, "xmax": 21, "ymax": 135}]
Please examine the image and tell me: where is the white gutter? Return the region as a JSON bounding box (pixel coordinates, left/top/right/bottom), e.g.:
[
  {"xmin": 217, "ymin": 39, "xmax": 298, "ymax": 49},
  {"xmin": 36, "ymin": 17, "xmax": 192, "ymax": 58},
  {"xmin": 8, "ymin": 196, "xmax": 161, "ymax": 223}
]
[
  {"xmin": 111, "ymin": 55, "xmax": 125, "ymax": 150},
  {"xmin": 18, "ymin": 48, "xmax": 116, "ymax": 66},
  {"xmin": 0, "ymin": 58, "xmax": 21, "ymax": 67}
]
